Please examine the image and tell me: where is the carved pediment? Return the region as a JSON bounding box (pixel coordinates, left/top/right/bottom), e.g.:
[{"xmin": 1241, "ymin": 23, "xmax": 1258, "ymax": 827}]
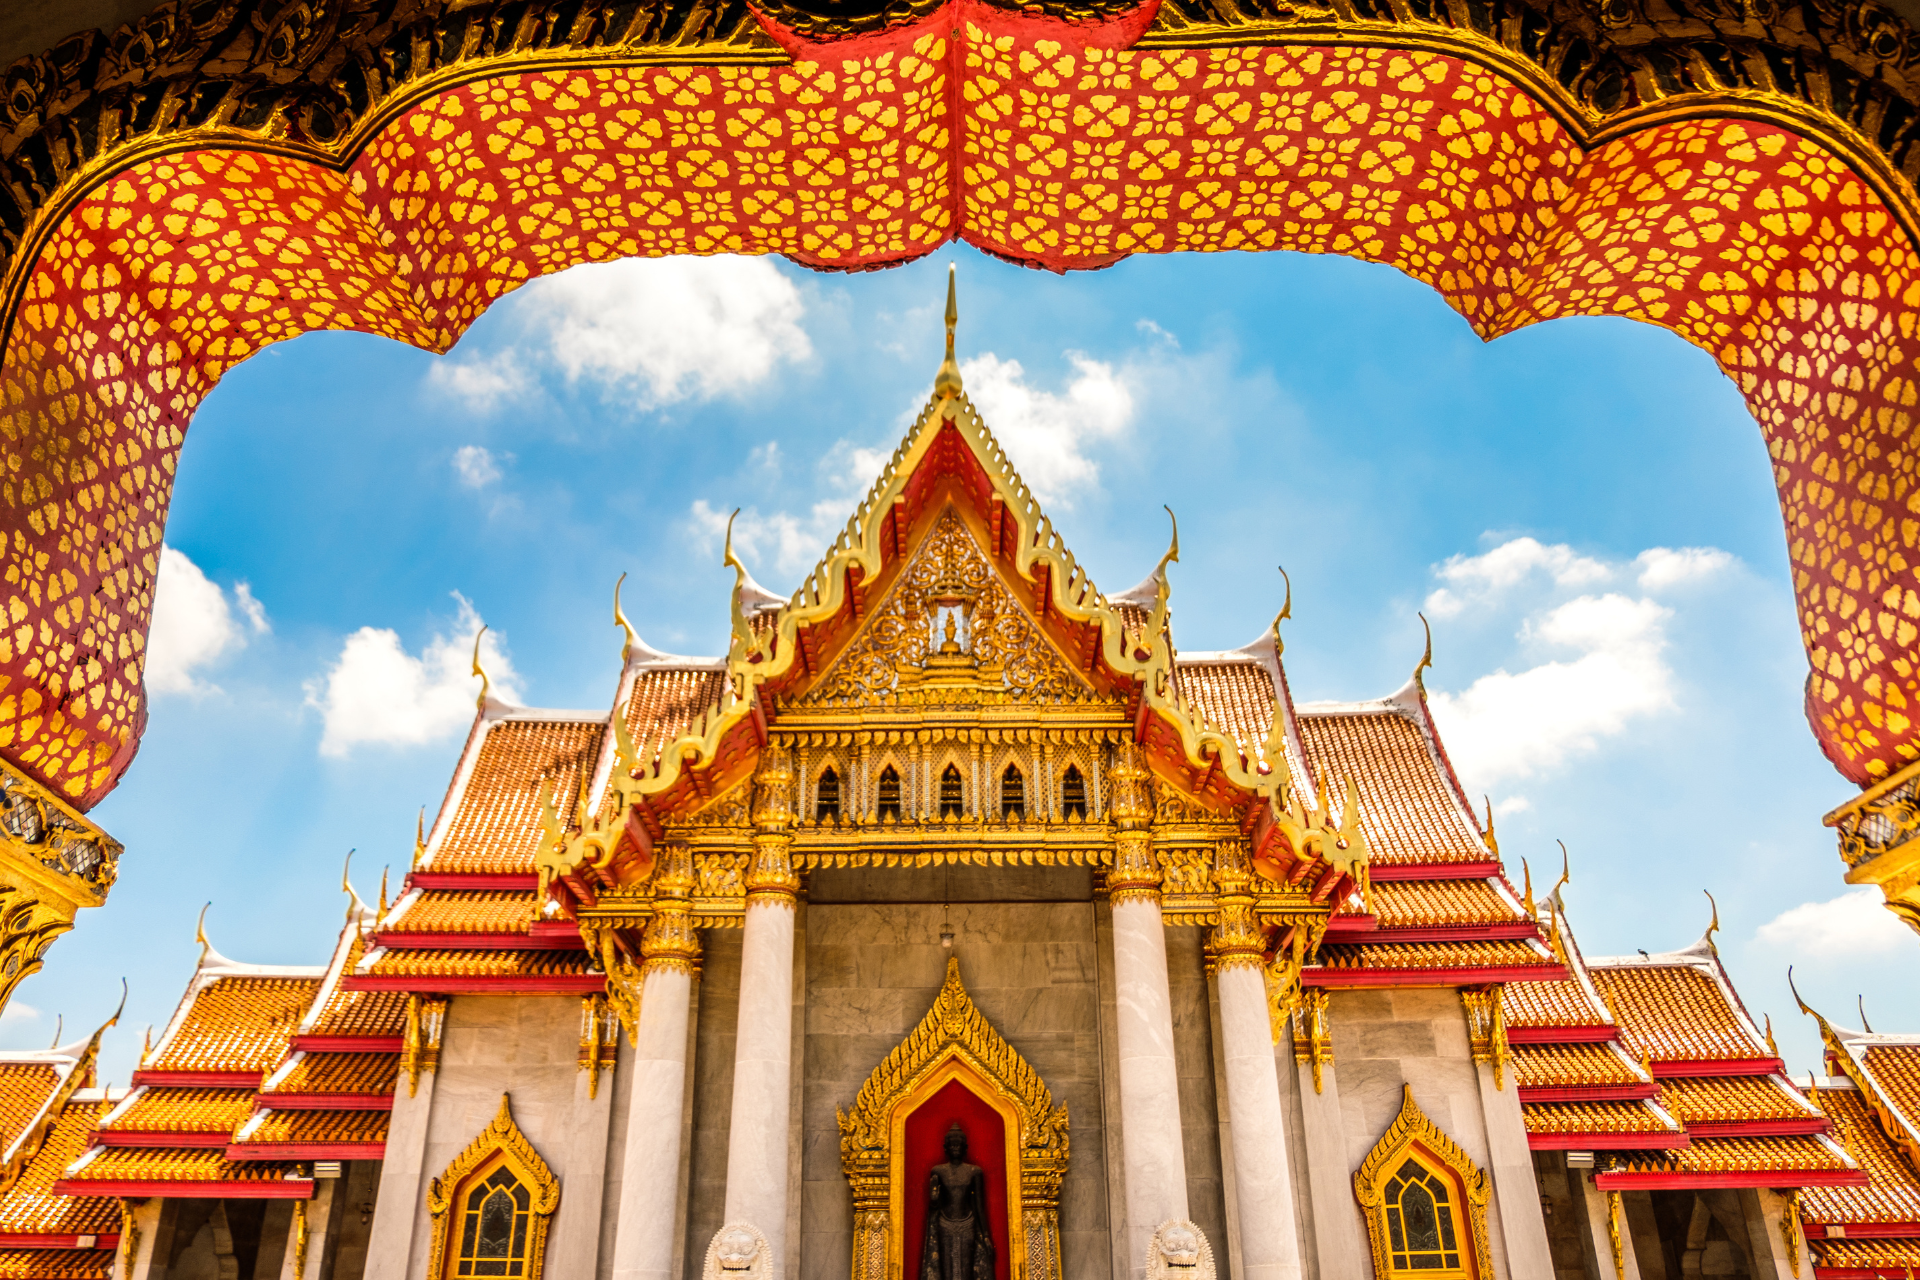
[{"xmin": 799, "ymin": 509, "xmax": 1095, "ymax": 709}]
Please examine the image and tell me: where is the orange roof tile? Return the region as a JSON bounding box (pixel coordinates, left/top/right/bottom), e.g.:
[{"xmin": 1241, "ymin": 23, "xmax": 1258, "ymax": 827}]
[
  {"xmin": 239, "ymin": 1110, "xmax": 389, "ymax": 1147},
  {"xmin": 266, "ymin": 1054, "xmax": 396, "ymax": 1097},
  {"xmin": 1372, "ymin": 879, "xmax": 1525, "ymax": 929},
  {"xmin": 1809, "ymin": 1237, "xmax": 1920, "ymax": 1269},
  {"xmin": 1294, "ymin": 709, "xmax": 1484, "ymax": 866},
  {"xmin": 102, "ymin": 1089, "xmax": 255, "ymax": 1136},
  {"xmin": 305, "ymin": 985, "xmax": 407, "ymax": 1039},
  {"xmin": 1863, "ymin": 1044, "xmax": 1920, "ymax": 1128},
  {"xmin": 150, "ymin": 977, "xmax": 319, "ymax": 1075},
  {"xmin": 0, "ymin": 1251, "xmax": 112, "ymax": 1279},
  {"xmin": 1657, "ymin": 1076, "xmax": 1811, "ymax": 1126},
  {"xmin": 0, "ymin": 1064, "xmax": 60, "ymax": 1156},
  {"xmin": 1523, "ymin": 1100, "xmax": 1677, "ymax": 1135},
  {"xmin": 430, "ymin": 717, "xmax": 606, "ymax": 875},
  {"xmin": 0, "ymin": 1101, "xmax": 116, "ymax": 1237},
  {"xmin": 359, "ymin": 949, "xmax": 597, "ymax": 981},
  {"xmin": 1505, "ymin": 979, "xmax": 1608, "ymax": 1030},
  {"xmin": 1803, "ymin": 1086, "xmax": 1920, "ymax": 1225},
  {"xmin": 1315, "ymin": 940, "xmax": 1548, "ymax": 972},
  {"xmin": 1173, "ymin": 660, "xmax": 1274, "ymax": 758},
  {"xmin": 1607, "ymin": 1134, "xmax": 1854, "ymax": 1175},
  {"xmin": 62, "ymin": 1148, "xmax": 304, "ymax": 1186},
  {"xmin": 1512, "ymin": 1043, "xmax": 1643, "ymax": 1090},
  {"xmin": 1590, "ymin": 964, "xmax": 1764, "ymax": 1064},
  {"xmin": 387, "ymin": 890, "xmax": 536, "ymax": 936}
]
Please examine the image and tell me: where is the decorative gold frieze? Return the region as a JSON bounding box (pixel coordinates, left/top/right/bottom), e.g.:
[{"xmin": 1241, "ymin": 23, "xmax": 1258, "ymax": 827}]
[
  {"xmin": 0, "ymin": 759, "xmax": 122, "ymax": 1019},
  {"xmin": 578, "ymin": 995, "xmax": 618, "ymax": 1099},
  {"xmin": 837, "ymin": 958, "xmax": 1068, "ymax": 1280},
  {"xmin": 1293, "ymin": 989, "xmax": 1332, "ymax": 1094},
  {"xmin": 1607, "ymin": 1190, "xmax": 1626, "ymax": 1280},
  {"xmin": 1826, "ymin": 758, "xmax": 1920, "ymax": 938},
  {"xmin": 1462, "ymin": 986, "xmax": 1511, "ymax": 1091},
  {"xmin": 400, "ymin": 995, "xmax": 447, "ymax": 1098}
]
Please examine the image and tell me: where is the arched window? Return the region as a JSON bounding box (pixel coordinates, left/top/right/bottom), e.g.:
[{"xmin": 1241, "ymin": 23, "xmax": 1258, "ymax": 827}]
[
  {"xmin": 877, "ymin": 766, "xmax": 902, "ymax": 821},
  {"xmin": 816, "ymin": 767, "xmax": 840, "ymax": 821},
  {"xmin": 1061, "ymin": 765, "xmax": 1087, "ymax": 819},
  {"xmin": 940, "ymin": 764, "xmax": 964, "ymax": 818},
  {"xmin": 1001, "ymin": 765, "xmax": 1024, "ymax": 818},
  {"xmin": 456, "ymin": 1164, "xmax": 532, "ymax": 1276},
  {"xmin": 1383, "ymin": 1158, "xmax": 1463, "ymax": 1273}
]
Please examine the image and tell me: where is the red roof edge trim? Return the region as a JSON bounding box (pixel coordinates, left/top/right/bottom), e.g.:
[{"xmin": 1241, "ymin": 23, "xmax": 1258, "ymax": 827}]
[
  {"xmin": 129, "ymin": 1071, "xmax": 262, "ymax": 1088},
  {"xmin": 1366, "ymin": 861, "xmax": 1505, "ymax": 882},
  {"xmin": 372, "ymin": 934, "xmax": 580, "ymax": 952},
  {"xmin": 1508, "ymin": 1026, "xmax": 1618, "ymax": 1045},
  {"xmin": 1334, "ymin": 924, "xmax": 1542, "ymax": 944},
  {"xmin": 404, "ymin": 873, "xmax": 539, "ymax": 892},
  {"xmin": 1527, "ymin": 1133, "xmax": 1689, "ymax": 1150},
  {"xmin": 98, "ymin": 1132, "xmax": 230, "ymax": 1148},
  {"xmin": 1649, "ymin": 1059, "xmax": 1786, "ymax": 1079},
  {"xmin": 52, "ymin": 1179, "xmax": 314, "ymax": 1199},
  {"xmin": 0, "ymin": 1234, "xmax": 119, "ymax": 1249},
  {"xmin": 1594, "ymin": 1170, "xmax": 1868, "ymax": 1190},
  {"xmin": 291, "ymin": 1035, "xmax": 404, "ymax": 1053},
  {"xmin": 1815, "ymin": 1269, "xmax": 1920, "ymax": 1279},
  {"xmin": 226, "ymin": 1143, "xmax": 387, "ymax": 1161},
  {"xmin": 257, "ymin": 1094, "xmax": 394, "ymax": 1111},
  {"xmin": 341, "ymin": 976, "xmax": 606, "ymax": 995},
  {"xmin": 1519, "ymin": 1084, "xmax": 1661, "ymax": 1103},
  {"xmin": 1684, "ymin": 1119, "xmax": 1831, "ymax": 1138},
  {"xmin": 1307, "ymin": 964, "xmax": 1568, "ymax": 989},
  {"xmin": 1804, "ymin": 1222, "xmax": 1920, "ymax": 1238}
]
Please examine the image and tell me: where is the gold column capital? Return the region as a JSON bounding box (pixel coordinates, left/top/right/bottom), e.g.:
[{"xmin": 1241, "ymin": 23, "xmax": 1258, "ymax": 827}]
[
  {"xmin": 1210, "ymin": 839, "xmax": 1267, "ymax": 971},
  {"xmin": 1107, "ymin": 741, "xmax": 1160, "ymax": 905},
  {"xmin": 642, "ymin": 841, "xmax": 702, "ymax": 973},
  {"xmin": 748, "ymin": 746, "xmax": 800, "ymax": 905}
]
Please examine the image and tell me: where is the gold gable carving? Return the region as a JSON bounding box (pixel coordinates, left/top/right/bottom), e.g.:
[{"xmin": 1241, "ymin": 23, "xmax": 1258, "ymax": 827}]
[
  {"xmin": 1354, "ymin": 1086, "xmax": 1492, "ymax": 1280},
  {"xmin": 801, "ymin": 510, "xmax": 1093, "ymax": 709},
  {"xmin": 426, "ymin": 1094, "xmax": 561, "ymax": 1280},
  {"xmin": 837, "ymin": 956, "xmax": 1068, "ymax": 1280}
]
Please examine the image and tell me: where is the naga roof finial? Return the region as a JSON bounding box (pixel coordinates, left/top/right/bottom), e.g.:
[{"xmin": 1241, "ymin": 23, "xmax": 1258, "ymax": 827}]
[
  {"xmin": 1860, "ymin": 994, "xmax": 1875, "ymax": 1034},
  {"xmin": 1272, "ymin": 565, "xmax": 1292, "ymax": 656},
  {"xmin": 471, "ymin": 625, "xmax": 492, "ymax": 710},
  {"xmin": 1413, "ymin": 612, "xmax": 1434, "ymax": 694},
  {"xmin": 412, "ymin": 808, "xmax": 427, "ymax": 872},
  {"xmin": 1703, "ymin": 889, "xmax": 1721, "ymax": 953},
  {"xmin": 935, "ymin": 264, "xmax": 963, "ymax": 399},
  {"xmin": 194, "ymin": 902, "xmax": 212, "ymax": 964},
  {"xmin": 614, "ymin": 572, "xmax": 640, "ymax": 665}
]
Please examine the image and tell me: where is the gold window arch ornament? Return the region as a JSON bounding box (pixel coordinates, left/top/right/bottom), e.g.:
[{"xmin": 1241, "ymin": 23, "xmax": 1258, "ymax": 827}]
[
  {"xmin": 427, "ymin": 1095, "xmax": 561, "ymax": 1280},
  {"xmin": 1354, "ymin": 1086, "xmax": 1492, "ymax": 1280}
]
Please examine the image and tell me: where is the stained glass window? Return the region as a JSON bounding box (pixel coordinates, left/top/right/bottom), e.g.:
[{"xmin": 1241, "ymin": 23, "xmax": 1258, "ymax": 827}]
[
  {"xmin": 1383, "ymin": 1157, "xmax": 1466, "ymax": 1274},
  {"xmin": 455, "ymin": 1165, "xmax": 532, "ymax": 1277}
]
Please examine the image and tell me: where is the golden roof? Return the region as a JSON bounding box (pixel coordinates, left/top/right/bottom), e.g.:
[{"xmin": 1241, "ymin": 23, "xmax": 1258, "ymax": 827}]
[
  {"xmin": 266, "ymin": 1054, "xmax": 397, "ymax": 1097},
  {"xmin": 0, "ymin": 1064, "xmax": 61, "ymax": 1155},
  {"xmin": 102, "ymin": 1088, "xmax": 255, "ymax": 1135},
  {"xmin": 305, "ymin": 985, "xmax": 407, "ymax": 1039},
  {"xmin": 1608, "ymin": 1134, "xmax": 1854, "ymax": 1175},
  {"xmin": 62, "ymin": 1147, "xmax": 303, "ymax": 1185},
  {"xmin": 1172, "ymin": 659, "xmax": 1275, "ymax": 761},
  {"xmin": 1590, "ymin": 964, "xmax": 1764, "ymax": 1063},
  {"xmin": 386, "ymin": 890, "xmax": 537, "ymax": 936},
  {"xmin": 1504, "ymin": 979, "xmax": 1609, "ymax": 1029},
  {"xmin": 1656, "ymin": 1075, "xmax": 1812, "ymax": 1126},
  {"xmin": 428, "ymin": 716, "xmax": 606, "ymax": 875},
  {"xmin": 359, "ymin": 949, "xmax": 596, "ymax": 981},
  {"xmin": 239, "ymin": 1109, "xmax": 389, "ymax": 1147},
  {"xmin": 1802, "ymin": 1086, "xmax": 1920, "ymax": 1225},
  {"xmin": 1511, "ymin": 1043, "xmax": 1643, "ymax": 1090},
  {"xmin": 619, "ymin": 668, "xmax": 729, "ymax": 784},
  {"xmin": 1316, "ymin": 940, "xmax": 1548, "ymax": 972},
  {"xmin": 1371, "ymin": 879, "xmax": 1525, "ymax": 929},
  {"xmin": 0, "ymin": 1101, "xmax": 115, "ymax": 1236},
  {"xmin": 1294, "ymin": 708, "xmax": 1485, "ymax": 866},
  {"xmin": 1522, "ymin": 1100, "xmax": 1677, "ymax": 1135},
  {"xmin": 1809, "ymin": 1237, "xmax": 1920, "ymax": 1269},
  {"xmin": 148, "ymin": 977, "xmax": 320, "ymax": 1075},
  {"xmin": 0, "ymin": 1251, "xmax": 112, "ymax": 1279},
  {"xmin": 1863, "ymin": 1043, "xmax": 1920, "ymax": 1127}
]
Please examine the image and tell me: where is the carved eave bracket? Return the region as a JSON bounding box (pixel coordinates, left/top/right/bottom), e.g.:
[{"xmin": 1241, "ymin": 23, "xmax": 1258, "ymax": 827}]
[
  {"xmin": 1826, "ymin": 756, "xmax": 1920, "ymax": 938},
  {"xmin": 0, "ymin": 757, "xmax": 121, "ymax": 1016}
]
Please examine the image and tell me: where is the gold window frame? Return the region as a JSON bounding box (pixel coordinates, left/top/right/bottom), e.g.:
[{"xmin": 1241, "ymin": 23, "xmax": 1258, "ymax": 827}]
[
  {"xmin": 427, "ymin": 1094, "xmax": 561, "ymax": 1280},
  {"xmin": 838, "ymin": 957, "xmax": 1069, "ymax": 1280},
  {"xmin": 1354, "ymin": 1085, "xmax": 1492, "ymax": 1280}
]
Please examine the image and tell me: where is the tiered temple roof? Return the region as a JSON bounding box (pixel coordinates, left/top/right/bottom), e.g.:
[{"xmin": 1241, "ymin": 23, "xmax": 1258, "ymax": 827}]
[{"xmin": 1794, "ymin": 1018, "xmax": 1920, "ymax": 1275}]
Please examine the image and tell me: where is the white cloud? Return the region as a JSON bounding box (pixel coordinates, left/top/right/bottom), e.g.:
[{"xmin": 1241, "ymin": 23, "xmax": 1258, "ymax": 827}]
[
  {"xmin": 452, "ymin": 446, "xmax": 505, "ymax": 489},
  {"xmin": 1425, "ymin": 537, "xmax": 1612, "ymax": 618},
  {"xmin": 686, "ymin": 437, "xmax": 893, "ymax": 580},
  {"xmin": 145, "ymin": 546, "xmax": 270, "ymax": 696},
  {"xmin": 305, "ymin": 595, "xmax": 521, "ymax": 757},
  {"xmin": 1428, "ymin": 592, "xmax": 1675, "ymax": 787},
  {"xmin": 961, "ymin": 352, "xmax": 1133, "ymax": 507},
  {"xmin": 0, "ymin": 1002, "xmax": 39, "ymax": 1025},
  {"xmin": 426, "ymin": 353, "xmax": 529, "ymax": 412},
  {"xmin": 1635, "ymin": 546, "xmax": 1737, "ymax": 592},
  {"xmin": 1756, "ymin": 888, "xmax": 1916, "ymax": 959}
]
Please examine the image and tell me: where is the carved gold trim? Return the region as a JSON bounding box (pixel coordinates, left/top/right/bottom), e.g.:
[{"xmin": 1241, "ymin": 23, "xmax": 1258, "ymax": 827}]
[
  {"xmin": 426, "ymin": 1095, "xmax": 560, "ymax": 1280},
  {"xmin": 291, "ymin": 1197, "xmax": 309, "ymax": 1280},
  {"xmin": 1462, "ymin": 987, "xmax": 1510, "ymax": 1091},
  {"xmin": 1779, "ymin": 1189, "xmax": 1802, "ymax": 1278},
  {"xmin": 578, "ymin": 995, "xmax": 618, "ymax": 1099},
  {"xmin": 836, "ymin": 957, "xmax": 1068, "ymax": 1280},
  {"xmin": 1606, "ymin": 1190, "xmax": 1625, "ymax": 1280},
  {"xmin": 401, "ymin": 995, "xmax": 447, "ymax": 1099},
  {"xmin": 1826, "ymin": 755, "xmax": 1920, "ymax": 938},
  {"xmin": 1354, "ymin": 1085, "xmax": 1492, "ymax": 1280},
  {"xmin": 1292, "ymin": 989, "xmax": 1333, "ymax": 1094}
]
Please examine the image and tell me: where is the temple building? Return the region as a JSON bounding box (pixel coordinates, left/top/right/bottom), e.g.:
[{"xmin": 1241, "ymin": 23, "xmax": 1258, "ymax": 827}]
[{"xmin": 3, "ymin": 284, "xmax": 1920, "ymax": 1280}]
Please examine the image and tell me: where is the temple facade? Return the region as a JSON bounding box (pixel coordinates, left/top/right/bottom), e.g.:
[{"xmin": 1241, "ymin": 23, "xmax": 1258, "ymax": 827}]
[{"xmin": 0, "ymin": 298, "xmax": 1917, "ymax": 1280}]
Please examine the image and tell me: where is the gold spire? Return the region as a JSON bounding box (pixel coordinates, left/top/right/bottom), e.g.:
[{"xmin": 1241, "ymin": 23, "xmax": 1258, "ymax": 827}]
[
  {"xmin": 412, "ymin": 808, "xmax": 427, "ymax": 872},
  {"xmin": 934, "ymin": 264, "xmax": 963, "ymax": 398},
  {"xmin": 614, "ymin": 572, "xmax": 640, "ymax": 665},
  {"xmin": 1483, "ymin": 796, "xmax": 1499, "ymax": 857},
  {"xmin": 379, "ymin": 865, "xmax": 390, "ymax": 919},
  {"xmin": 471, "ymin": 626, "xmax": 492, "ymax": 710},
  {"xmin": 1520, "ymin": 857, "xmax": 1535, "ymax": 920}
]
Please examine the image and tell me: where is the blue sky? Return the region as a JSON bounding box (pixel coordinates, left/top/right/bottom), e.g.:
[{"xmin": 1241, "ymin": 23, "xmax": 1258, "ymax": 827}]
[{"xmin": 15, "ymin": 247, "xmax": 1902, "ymax": 1079}]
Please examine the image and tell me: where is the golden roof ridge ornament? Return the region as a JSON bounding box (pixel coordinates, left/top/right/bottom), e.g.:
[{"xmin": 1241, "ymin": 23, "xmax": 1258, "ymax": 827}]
[
  {"xmin": 934, "ymin": 263, "xmax": 963, "ymax": 400},
  {"xmin": 471, "ymin": 626, "xmax": 492, "ymax": 710},
  {"xmin": 194, "ymin": 902, "xmax": 212, "ymax": 965},
  {"xmin": 1412, "ymin": 612, "xmax": 1434, "ymax": 695},
  {"xmin": 615, "ymin": 572, "xmax": 641, "ymax": 666},
  {"xmin": 412, "ymin": 808, "xmax": 427, "ymax": 873},
  {"xmin": 1702, "ymin": 889, "xmax": 1721, "ymax": 954},
  {"xmin": 1272, "ymin": 566, "xmax": 1292, "ymax": 656},
  {"xmin": 340, "ymin": 849, "xmax": 370, "ymax": 924}
]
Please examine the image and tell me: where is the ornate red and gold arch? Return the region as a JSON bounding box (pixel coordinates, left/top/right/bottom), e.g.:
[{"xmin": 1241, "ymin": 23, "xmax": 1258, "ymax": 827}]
[{"xmin": 4, "ymin": 0, "xmax": 1920, "ymax": 935}]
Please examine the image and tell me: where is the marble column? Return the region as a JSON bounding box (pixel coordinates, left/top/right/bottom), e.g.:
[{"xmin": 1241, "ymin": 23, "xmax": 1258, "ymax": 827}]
[
  {"xmin": 722, "ymin": 746, "xmax": 800, "ymax": 1278},
  {"xmin": 1107, "ymin": 742, "xmax": 1191, "ymax": 1274},
  {"xmin": 1474, "ymin": 1047, "xmax": 1555, "ymax": 1278},
  {"xmin": 611, "ymin": 842, "xmax": 702, "ymax": 1280},
  {"xmin": 364, "ymin": 995, "xmax": 445, "ymax": 1280},
  {"xmin": 277, "ymin": 1178, "xmax": 337, "ymax": 1280},
  {"xmin": 1210, "ymin": 843, "xmax": 1304, "ymax": 1280},
  {"xmin": 1573, "ymin": 1168, "xmax": 1642, "ymax": 1280}
]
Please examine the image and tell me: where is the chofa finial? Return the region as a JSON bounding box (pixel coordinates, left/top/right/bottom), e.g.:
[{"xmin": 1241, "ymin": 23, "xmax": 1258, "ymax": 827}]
[
  {"xmin": 471, "ymin": 626, "xmax": 492, "ymax": 710},
  {"xmin": 1413, "ymin": 613, "xmax": 1433, "ymax": 693},
  {"xmin": 614, "ymin": 572, "xmax": 640, "ymax": 665},
  {"xmin": 935, "ymin": 264, "xmax": 963, "ymax": 398}
]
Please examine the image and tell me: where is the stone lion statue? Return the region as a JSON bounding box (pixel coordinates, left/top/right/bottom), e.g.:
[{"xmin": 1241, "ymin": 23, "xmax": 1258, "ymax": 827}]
[
  {"xmin": 703, "ymin": 1223, "xmax": 772, "ymax": 1278},
  {"xmin": 1146, "ymin": 1219, "xmax": 1216, "ymax": 1279}
]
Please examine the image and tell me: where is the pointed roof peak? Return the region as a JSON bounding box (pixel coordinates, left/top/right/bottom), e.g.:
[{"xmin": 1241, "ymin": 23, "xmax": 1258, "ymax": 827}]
[{"xmin": 935, "ymin": 263, "xmax": 963, "ymax": 399}]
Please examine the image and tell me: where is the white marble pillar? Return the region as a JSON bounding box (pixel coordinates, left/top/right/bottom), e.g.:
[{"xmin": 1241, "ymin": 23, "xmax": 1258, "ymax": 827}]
[
  {"xmin": 1215, "ymin": 962, "xmax": 1304, "ymax": 1280},
  {"xmin": 278, "ymin": 1178, "xmax": 337, "ymax": 1280},
  {"xmin": 1575, "ymin": 1169, "xmax": 1642, "ymax": 1280},
  {"xmin": 1475, "ymin": 1057, "xmax": 1555, "ymax": 1277},
  {"xmin": 117, "ymin": 1197, "xmax": 162, "ymax": 1280},
  {"xmin": 612, "ymin": 844, "xmax": 702, "ymax": 1280},
  {"xmin": 722, "ymin": 747, "xmax": 800, "ymax": 1278},
  {"xmin": 364, "ymin": 1000, "xmax": 443, "ymax": 1280}
]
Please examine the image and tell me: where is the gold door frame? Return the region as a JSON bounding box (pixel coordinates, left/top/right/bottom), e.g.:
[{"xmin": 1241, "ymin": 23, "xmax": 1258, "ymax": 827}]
[{"xmin": 838, "ymin": 957, "xmax": 1069, "ymax": 1280}]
